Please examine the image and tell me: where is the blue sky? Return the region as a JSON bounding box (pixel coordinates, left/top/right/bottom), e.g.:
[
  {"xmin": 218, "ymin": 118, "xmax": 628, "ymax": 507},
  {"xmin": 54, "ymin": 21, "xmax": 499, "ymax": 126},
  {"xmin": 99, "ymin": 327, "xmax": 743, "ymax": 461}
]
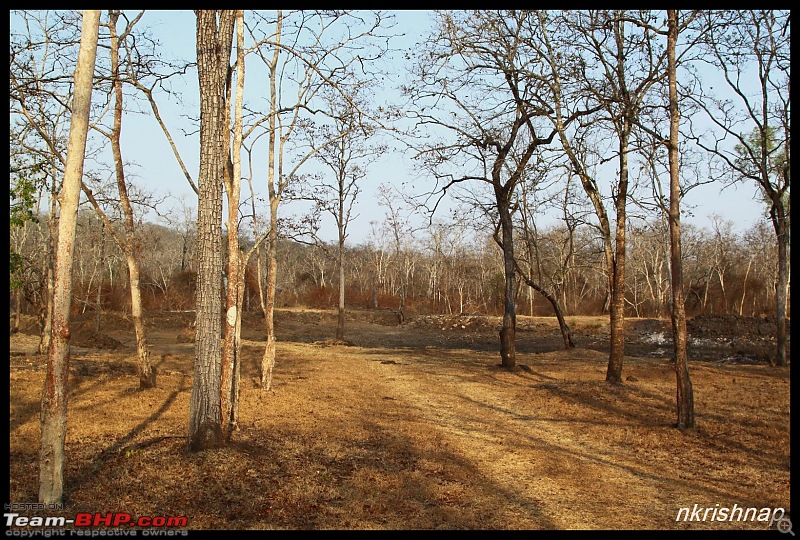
[
  {"xmin": 118, "ymin": 10, "xmax": 437, "ymax": 245},
  {"xmin": 13, "ymin": 10, "xmax": 771, "ymax": 246}
]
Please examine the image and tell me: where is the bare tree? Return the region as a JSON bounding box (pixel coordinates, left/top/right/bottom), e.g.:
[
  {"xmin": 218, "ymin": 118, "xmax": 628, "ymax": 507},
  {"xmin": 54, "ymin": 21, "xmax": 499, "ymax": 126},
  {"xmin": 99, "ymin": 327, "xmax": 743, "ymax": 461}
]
[
  {"xmin": 692, "ymin": 10, "xmax": 790, "ymax": 366},
  {"xmin": 513, "ymin": 167, "xmax": 575, "ymax": 348},
  {"xmin": 666, "ymin": 9, "xmax": 695, "ymax": 428},
  {"xmin": 188, "ymin": 9, "xmax": 235, "ymax": 452},
  {"xmin": 407, "ymin": 10, "xmax": 567, "ymax": 369},
  {"xmin": 375, "ymin": 184, "xmax": 421, "ymax": 323},
  {"xmin": 86, "ymin": 9, "xmax": 156, "ymax": 388},
  {"xmin": 246, "ymin": 10, "xmax": 393, "ymax": 388},
  {"xmin": 615, "ymin": 9, "xmax": 699, "ymax": 425},
  {"xmin": 38, "ymin": 8, "xmax": 100, "ymax": 505},
  {"xmin": 535, "ymin": 10, "xmax": 669, "ymax": 382},
  {"xmin": 300, "ymin": 92, "xmax": 385, "ymax": 341},
  {"xmin": 11, "ymin": 10, "xmax": 158, "ymax": 388}
]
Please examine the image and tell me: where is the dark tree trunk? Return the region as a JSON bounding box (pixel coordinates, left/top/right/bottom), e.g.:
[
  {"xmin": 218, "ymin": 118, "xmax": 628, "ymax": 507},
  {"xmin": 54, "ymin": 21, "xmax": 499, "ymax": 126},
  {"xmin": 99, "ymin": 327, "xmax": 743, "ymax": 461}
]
[
  {"xmin": 517, "ymin": 270, "xmax": 575, "ymax": 349},
  {"xmin": 667, "ymin": 9, "xmax": 694, "ymax": 428},
  {"xmin": 606, "ymin": 132, "xmax": 629, "ymax": 384},
  {"xmin": 772, "ymin": 204, "xmax": 789, "ymax": 367},
  {"xmin": 496, "ymin": 188, "xmax": 517, "ymax": 370}
]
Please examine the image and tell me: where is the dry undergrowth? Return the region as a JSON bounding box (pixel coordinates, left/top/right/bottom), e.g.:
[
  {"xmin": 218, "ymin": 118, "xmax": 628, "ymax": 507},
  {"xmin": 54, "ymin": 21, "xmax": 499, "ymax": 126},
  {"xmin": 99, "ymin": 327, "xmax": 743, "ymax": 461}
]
[{"xmin": 8, "ymin": 310, "xmax": 791, "ymax": 530}]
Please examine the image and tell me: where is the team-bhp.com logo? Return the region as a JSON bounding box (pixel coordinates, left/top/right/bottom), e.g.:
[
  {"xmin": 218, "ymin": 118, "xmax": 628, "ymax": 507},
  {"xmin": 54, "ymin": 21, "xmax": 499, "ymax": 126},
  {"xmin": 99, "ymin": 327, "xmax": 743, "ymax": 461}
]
[{"xmin": 5, "ymin": 509, "xmax": 188, "ymax": 535}]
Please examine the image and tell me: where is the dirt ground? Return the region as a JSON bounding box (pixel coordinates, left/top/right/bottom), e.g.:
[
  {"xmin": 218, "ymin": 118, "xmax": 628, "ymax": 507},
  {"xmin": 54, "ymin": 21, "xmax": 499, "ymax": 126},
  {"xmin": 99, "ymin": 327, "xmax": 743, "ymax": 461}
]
[{"xmin": 8, "ymin": 308, "xmax": 791, "ymax": 530}]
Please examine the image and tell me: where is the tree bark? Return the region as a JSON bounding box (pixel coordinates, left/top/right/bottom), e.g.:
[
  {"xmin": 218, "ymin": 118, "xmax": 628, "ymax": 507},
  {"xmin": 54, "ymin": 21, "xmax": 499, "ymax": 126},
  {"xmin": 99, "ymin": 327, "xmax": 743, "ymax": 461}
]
[
  {"xmin": 108, "ymin": 10, "xmax": 156, "ymax": 389},
  {"xmin": 259, "ymin": 13, "xmax": 282, "ymax": 391},
  {"xmin": 127, "ymin": 254, "xmax": 156, "ymax": 388},
  {"xmin": 772, "ymin": 204, "xmax": 789, "ymax": 367},
  {"xmin": 260, "ymin": 205, "xmax": 278, "ymax": 390},
  {"xmin": 667, "ymin": 9, "xmax": 694, "ymax": 428},
  {"xmin": 605, "ymin": 126, "xmax": 629, "ymax": 384},
  {"xmin": 221, "ymin": 10, "xmax": 245, "ymax": 439},
  {"xmin": 337, "ymin": 238, "xmax": 346, "ymax": 341},
  {"xmin": 38, "ymin": 183, "xmax": 58, "ymax": 355},
  {"xmin": 516, "ymin": 267, "xmax": 575, "ymax": 349},
  {"xmin": 603, "ymin": 15, "xmax": 636, "ymax": 385},
  {"xmin": 39, "ymin": 8, "xmax": 100, "ymax": 505},
  {"xmin": 496, "ymin": 186, "xmax": 517, "ymax": 369},
  {"xmin": 189, "ymin": 9, "xmax": 235, "ymax": 452}
]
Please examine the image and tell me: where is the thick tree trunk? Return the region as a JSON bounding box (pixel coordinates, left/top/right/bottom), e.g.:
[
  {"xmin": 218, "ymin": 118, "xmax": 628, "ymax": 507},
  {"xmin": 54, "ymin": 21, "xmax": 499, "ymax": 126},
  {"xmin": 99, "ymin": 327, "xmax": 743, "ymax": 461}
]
[
  {"xmin": 39, "ymin": 9, "xmax": 100, "ymax": 505},
  {"xmin": 188, "ymin": 9, "xmax": 235, "ymax": 452},
  {"xmin": 667, "ymin": 10, "xmax": 694, "ymax": 428},
  {"xmin": 606, "ymin": 259, "xmax": 626, "ymax": 383}
]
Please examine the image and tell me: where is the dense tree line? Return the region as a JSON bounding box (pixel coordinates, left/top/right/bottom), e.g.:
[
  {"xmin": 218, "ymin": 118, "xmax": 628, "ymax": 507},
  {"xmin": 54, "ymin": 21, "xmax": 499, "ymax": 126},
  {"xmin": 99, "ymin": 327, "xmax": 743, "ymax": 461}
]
[{"xmin": 10, "ymin": 208, "xmax": 786, "ymax": 323}]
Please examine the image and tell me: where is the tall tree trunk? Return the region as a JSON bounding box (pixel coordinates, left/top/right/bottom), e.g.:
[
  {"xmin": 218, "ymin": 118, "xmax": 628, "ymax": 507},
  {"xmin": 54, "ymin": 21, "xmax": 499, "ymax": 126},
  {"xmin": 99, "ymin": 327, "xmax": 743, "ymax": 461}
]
[
  {"xmin": 39, "ymin": 9, "xmax": 100, "ymax": 505},
  {"xmin": 667, "ymin": 9, "xmax": 694, "ymax": 428},
  {"xmin": 260, "ymin": 14, "xmax": 282, "ymax": 391},
  {"xmin": 221, "ymin": 10, "xmax": 245, "ymax": 439},
  {"xmin": 108, "ymin": 10, "xmax": 156, "ymax": 389},
  {"xmin": 606, "ymin": 127, "xmax": 629, "ymax": 384},
  {"xmin": 189, "ymin": 9, "xmax": 235, "ymax": 452}
]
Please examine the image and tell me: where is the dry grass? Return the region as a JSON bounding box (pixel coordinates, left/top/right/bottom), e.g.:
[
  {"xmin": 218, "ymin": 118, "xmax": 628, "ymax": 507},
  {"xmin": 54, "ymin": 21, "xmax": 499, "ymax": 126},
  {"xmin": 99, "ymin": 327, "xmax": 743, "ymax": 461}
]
[{"xmin": 8, "ymin": 310, "xmax": 790, "ymax": 530}]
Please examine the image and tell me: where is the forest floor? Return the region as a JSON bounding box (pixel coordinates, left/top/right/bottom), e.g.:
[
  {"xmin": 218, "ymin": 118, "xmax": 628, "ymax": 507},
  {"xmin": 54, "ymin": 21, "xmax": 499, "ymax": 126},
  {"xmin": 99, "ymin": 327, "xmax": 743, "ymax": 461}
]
[{"xmin": 8, "ymin": 308, "xmax": 791, "ymax": 530}]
